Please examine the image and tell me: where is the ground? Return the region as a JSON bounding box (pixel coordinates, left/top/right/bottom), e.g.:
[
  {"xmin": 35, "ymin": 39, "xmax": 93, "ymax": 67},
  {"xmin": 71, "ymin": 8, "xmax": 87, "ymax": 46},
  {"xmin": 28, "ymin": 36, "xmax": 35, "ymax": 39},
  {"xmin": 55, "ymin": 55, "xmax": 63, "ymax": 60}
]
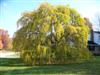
[{"xmin": 0, "ymin": 56, "xmax": 100, "ymax": 75}]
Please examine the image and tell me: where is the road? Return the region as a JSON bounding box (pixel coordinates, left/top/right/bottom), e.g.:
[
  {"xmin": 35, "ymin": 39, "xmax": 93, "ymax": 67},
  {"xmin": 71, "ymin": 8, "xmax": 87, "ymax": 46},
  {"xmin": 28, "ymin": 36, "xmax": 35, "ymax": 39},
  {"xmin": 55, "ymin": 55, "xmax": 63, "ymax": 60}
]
[{"xmin": 0, "ymin": 50, "xmax": 20, "ymax": 58}]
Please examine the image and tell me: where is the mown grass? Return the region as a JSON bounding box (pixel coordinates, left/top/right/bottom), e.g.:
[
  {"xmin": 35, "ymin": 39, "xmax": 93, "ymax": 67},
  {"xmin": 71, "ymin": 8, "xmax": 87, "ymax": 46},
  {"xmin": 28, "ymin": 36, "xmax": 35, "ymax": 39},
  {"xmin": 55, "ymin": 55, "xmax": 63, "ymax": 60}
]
[{"xmin": 0, "ymin": 56, "xmax": 100, "ymax": 75}]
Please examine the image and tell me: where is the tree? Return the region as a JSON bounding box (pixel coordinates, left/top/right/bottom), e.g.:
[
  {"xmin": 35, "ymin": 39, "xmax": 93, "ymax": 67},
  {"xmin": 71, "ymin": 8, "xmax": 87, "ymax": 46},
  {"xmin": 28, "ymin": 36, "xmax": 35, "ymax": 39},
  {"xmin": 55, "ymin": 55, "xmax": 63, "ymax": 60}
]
[
  {"xmin": 13, "ymin": 3, "xmax": 93, "ymax": 65},
  {"xmin": 84, "ymin": 18, "xmax": 93, "ymax": 29},
  {"xmin": 6, "ymin": 38, "xmax": 13, "ymax": 50},
  {"xmin": 93, "ymin": 13, "xmax": 100, "ymax": 31},
  {"xmin": 0, "ymin": 40, "xmax": 3, "ymax": 49},
  {"xmin": 0, "ymin": 29, "xmax": 12, "ymax": 50}
]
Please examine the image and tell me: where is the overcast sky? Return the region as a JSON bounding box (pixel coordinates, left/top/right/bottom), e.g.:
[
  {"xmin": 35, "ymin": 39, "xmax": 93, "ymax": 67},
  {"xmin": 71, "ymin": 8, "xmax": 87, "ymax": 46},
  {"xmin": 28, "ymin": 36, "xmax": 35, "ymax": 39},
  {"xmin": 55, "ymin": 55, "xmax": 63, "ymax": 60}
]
[{"xmin": 0, "ymin": 0, "xmax": 100, "ymax": 37}]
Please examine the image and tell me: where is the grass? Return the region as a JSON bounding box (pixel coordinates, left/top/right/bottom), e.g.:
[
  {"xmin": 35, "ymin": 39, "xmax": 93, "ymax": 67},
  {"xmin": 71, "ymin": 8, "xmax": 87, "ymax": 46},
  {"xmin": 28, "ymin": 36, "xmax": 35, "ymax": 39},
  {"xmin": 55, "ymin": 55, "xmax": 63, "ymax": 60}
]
[{"xmin": 0, "ymin": 56, "xmax": 100, "ymax": 75}]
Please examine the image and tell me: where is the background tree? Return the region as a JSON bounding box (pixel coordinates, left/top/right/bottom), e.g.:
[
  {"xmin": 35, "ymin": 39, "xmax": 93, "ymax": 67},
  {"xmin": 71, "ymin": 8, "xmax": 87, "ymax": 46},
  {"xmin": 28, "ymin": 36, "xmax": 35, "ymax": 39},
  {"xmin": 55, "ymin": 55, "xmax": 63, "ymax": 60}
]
[
  {"xmin": 84, "ymin": 18, "xmax": 93, "ymax": 29},
  {"xmin": 0, "ymin": 40, "xmax": 3, "ymax": 49},
  {"xmin": 93, "ymin": 13, "xmax": 100, "ymax": 31},
  {"xmin": 13, "ymin": 3, "xmax": 93, "ymax": 65},
  {"xmin": 6, "ymin": 38, "xmax": 13, "ymax": 50},
  {"xmin": 0, "ymin": 29, "xmax": 12, "ymax": 50},
  {"xmin": 84, "ymin": 17, "xmax": 94, "ymax": 42}
]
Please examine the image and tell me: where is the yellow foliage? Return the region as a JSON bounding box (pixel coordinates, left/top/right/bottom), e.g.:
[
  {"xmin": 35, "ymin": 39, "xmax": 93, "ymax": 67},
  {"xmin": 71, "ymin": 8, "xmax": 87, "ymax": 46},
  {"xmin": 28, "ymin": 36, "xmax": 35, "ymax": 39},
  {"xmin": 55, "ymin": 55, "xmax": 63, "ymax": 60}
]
[
  {"xmin": 14, "ymin": 3, "xmax": 92, "ymax": 65},
  {"xmin": 55, "ymin": 24, "xmax": 64, "ymax": 40},
  {"xmin": 23, "ymin": 12, "xmax": 33, "ymax": 17},
  {"xmin": 66, "ymin": 25, "xmax": 77, "ymax": 34},
  {"xmin": 40, "ymin": 23, "xmax": 50, "ymax": 33}
]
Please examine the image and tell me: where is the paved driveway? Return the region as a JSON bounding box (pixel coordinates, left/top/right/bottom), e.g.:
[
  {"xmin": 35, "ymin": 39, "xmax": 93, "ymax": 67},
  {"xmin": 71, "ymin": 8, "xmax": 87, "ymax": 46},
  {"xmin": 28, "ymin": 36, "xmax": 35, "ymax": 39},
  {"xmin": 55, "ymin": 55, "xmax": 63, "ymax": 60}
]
[{"xmin": 0, "ymin": 50, "xmax": 20, "ymax": 58}]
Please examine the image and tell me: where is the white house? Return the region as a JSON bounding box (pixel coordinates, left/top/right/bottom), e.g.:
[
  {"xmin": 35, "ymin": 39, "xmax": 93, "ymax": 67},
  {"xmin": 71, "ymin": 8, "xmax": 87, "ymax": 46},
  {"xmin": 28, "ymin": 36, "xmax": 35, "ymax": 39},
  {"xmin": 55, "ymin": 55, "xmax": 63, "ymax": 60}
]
[
  {"xmin": 88, "ymin": 30, "xmax": 100, "ymax": 54},
  {"xmin": 93, "ymin": 31, "xmax": 100, "ymax": 45}
]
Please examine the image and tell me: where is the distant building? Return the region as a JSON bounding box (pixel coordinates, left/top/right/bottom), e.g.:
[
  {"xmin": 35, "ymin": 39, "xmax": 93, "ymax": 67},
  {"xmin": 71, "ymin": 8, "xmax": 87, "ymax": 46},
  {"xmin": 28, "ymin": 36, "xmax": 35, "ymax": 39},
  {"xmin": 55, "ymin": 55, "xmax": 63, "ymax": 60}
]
[
  {"xmin": 88, "ymin": 30, "xmax": 100, "ymax": 54},
  {"xmin": 84, "ymin": 18, "xmax": 100, "ymax": 54}
]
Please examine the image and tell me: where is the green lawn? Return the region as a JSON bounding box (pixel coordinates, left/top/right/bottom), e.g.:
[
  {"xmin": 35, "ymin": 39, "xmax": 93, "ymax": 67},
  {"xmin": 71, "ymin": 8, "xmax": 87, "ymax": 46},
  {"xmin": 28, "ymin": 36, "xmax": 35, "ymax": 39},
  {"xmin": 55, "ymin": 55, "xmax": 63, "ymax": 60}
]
[{"xmin": 0, "ymin": 56, "xmax": 100, "ymax": 75}]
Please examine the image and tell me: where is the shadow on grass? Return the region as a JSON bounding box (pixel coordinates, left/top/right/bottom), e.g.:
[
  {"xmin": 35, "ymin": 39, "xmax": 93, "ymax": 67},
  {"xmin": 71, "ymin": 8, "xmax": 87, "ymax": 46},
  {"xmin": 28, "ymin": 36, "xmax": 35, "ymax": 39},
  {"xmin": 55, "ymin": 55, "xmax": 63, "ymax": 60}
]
[
  {"xmin": 0, "ymin": 57, "xmax": 100, "ymax": 75},
  {"xmin": 0, "ymin": 58, "xmax": 26, "ymax": 66}
]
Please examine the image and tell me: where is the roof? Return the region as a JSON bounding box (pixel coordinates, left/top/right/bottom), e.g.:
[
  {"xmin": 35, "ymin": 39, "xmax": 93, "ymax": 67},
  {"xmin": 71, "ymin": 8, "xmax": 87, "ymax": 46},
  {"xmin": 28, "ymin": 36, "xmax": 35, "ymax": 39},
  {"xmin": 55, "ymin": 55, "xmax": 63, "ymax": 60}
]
[
  {"xmin": 88, "ymin": 41, "xmax": 98, "ymax": 45},
  {"xmin": 94, "ymin": 31, "xmax": 100, "ymax": 34}
]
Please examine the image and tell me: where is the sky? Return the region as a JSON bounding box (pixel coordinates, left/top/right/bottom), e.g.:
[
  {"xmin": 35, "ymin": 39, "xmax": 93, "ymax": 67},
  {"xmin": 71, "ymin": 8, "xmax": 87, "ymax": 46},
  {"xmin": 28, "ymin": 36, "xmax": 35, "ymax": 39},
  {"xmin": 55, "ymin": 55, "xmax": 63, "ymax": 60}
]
[{"xmin": 0, "ymin": 0, "xmax": 100, "ymax": 37}]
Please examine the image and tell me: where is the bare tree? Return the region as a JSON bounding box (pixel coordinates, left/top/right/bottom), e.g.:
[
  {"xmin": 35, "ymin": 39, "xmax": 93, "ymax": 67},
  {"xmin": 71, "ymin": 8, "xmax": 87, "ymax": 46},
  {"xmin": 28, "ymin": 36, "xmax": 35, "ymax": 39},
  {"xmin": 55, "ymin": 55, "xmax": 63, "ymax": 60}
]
[
  {"xmin": 94, "ymin": 13, "xmax": 100, "ymax": 31},
  {"xmin": 84, "ymin": 17, "xmax": 93, "ymax": 29}
]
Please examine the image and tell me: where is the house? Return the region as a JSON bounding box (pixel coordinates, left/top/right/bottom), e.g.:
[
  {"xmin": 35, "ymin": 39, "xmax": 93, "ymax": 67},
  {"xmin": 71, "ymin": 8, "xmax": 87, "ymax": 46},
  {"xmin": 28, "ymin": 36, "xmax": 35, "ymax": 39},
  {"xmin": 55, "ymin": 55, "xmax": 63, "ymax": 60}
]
[
  {"xmin": 84, "ymin": 18, "xmax": 100, "ymax": 54},
  {"xmin": 88, "ymin": 30, "xmax": 100, "ymax": 55}
]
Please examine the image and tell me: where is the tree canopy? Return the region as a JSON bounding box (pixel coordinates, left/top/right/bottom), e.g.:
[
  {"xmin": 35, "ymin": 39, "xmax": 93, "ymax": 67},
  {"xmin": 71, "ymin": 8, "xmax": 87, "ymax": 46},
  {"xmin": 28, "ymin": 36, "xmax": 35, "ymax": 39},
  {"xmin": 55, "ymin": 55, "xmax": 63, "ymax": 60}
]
[{"xmin": 13, "ymin": 3, "xmax": 93, "ymax": 65}]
